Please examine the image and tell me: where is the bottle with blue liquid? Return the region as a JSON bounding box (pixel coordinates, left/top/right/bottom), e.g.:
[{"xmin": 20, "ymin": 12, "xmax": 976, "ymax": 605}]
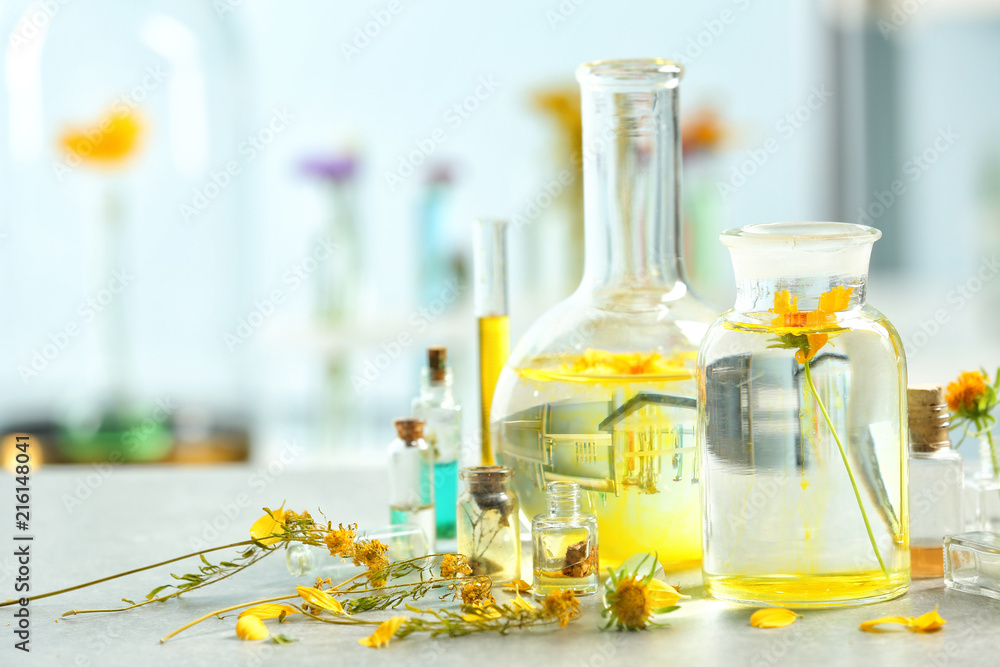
[{"xmin": 412, "ymin": 347, "xmax": 462, "ymax": 539}]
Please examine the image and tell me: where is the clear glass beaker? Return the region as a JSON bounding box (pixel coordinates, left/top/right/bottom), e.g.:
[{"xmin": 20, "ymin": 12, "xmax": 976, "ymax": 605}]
[
  {"xmin": 491, "ymin": 59, "xmax": 717, "ymax": 569},
  {"xmin": 699, "ymin": 222, "xmax": 909, "ymax": 607}
]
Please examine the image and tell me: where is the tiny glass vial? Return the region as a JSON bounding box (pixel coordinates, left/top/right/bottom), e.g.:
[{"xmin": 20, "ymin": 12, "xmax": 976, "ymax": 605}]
[
  {"xmin": 531, "ymin": 481, "xmax": 599, "ymax": 596},
  {"xmin": 908, "ymin": 385, "xmax": 964, "ymax": 578},
  {"xmin": 286, "ymin": 524, "xmax": 429, "ymax": 578},
  {"xmin": 388, "ymin": 418, "xmax": 435, "ymax": 552},
  {"xmin": 457, "ymin": 466, "xmax": 520, "ymax": 583},
  {"xmin": 412, "ymin": 347, "xmax": 462, "ymax": 540},
  {"xmin": 944, "ymin": 532, "xmax": 1000, "ymax": 600}
]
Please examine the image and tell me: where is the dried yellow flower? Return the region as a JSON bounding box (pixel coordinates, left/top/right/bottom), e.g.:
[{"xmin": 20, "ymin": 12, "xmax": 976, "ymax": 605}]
[
  {"xmin": 353, "ymin": 539, "xmax": 390, "ymax": 582},
  {"xmin": 439, "ymin": 554, "xmax": 472, "ymax": 579},
  {"xmin": 542, "ymin": 590, "xmax": 579, "ymax": 627},
  {"xmin": 750, "ymin": 608, "xmax": 800, "ymax": 628},
  {"xmin": 324, "ymin": 523, "xmax": 357, "ymax": 558},
  {"xmin": 460, "ymin": 580, "xmax": 496, "ymax": 607},
  {"xmin": 358, "ymin": 616, "xmax": 406, "ymax": 649}
]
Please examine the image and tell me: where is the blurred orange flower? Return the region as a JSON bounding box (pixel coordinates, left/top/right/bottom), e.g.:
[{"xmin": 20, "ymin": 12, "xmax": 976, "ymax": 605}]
[{"xmin": 61, "ymin": 108, "xmax": 143, "ymax": 165}]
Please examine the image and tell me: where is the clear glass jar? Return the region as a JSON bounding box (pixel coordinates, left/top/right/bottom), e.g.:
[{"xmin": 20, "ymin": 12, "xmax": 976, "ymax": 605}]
[
  {"xmin": 698, "ymin": 222, "xmax": 909, "ymax": 607},
  {"xmin": 388, "ymin": 419, "xmax": 435, "ymax": 552},
  {"xmin": 492, "ymin": 60, "xmax": 716, "ymax": 570},
  {"xmin": 908, "ymin": 384, "xmax": 963, "ymax": 579},
  {"xmin": 457, "ymin": 466, "xmax": 520, "ymax": 583},
  {"xmin": 412, "ymin": 347, "xmax": 462, "ymax": 539},
  {"xmin": 531, "ymin": 481, "xmax": 599, "ymax": 595},
  {"xmin": 967, "ymin": 438, "xmax": 1000, "ymax": 532}
]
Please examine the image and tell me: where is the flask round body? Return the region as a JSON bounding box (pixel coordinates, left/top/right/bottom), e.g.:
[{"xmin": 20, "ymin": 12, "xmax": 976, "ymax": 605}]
[
  {"xmin": 698, "ymin": 222, "xmax": 909, "ymax": 607},
  {"xmin": 491, "ymin": 59, "xmax": 717, "ymax": 569}
]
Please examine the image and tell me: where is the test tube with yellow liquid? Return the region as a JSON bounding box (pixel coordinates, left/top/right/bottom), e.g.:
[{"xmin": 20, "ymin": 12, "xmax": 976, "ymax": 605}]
[{"xmin": 473, "ymin": 219, "xmax": 509, "ymax": 466}]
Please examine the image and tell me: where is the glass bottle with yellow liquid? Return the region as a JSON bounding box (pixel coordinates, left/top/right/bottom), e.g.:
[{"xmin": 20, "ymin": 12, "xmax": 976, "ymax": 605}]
[
  {"xmin": 491, "ymin": 60, "xmax": 717, "ymax": 570},
  {"xmin": 698, "ymin": 222, "xmax": 909, "ymax": 607}
]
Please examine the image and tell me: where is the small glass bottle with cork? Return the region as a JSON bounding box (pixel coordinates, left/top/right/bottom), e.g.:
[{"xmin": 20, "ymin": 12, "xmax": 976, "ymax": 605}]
[
  {"xmin": 412, "ymin": 347, "xmax": 462, "ymax": 540},
  {"xmin": 388, "ymin": 418, "xmax": 436, "ymax": 552},
  {"xmin": 908, "ymin": 384, "xmax": 964, "ymax": 578},
  {"xmin": 457, "ymin": 466, "xmax": 520, "ymax": 583},
  {"xmin": 531, "ymin": 481, "xmax": 599, "ymax": 596}
]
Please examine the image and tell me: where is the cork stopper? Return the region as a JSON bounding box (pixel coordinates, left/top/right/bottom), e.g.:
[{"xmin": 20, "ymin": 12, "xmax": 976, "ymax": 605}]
[
  {"xmin": 427, "ymin": 347, "xmax": 447, "ymax": 382},
  {"xmin": 394, "ymin": 418, "xmax": 425, "ymax": 444},
  {"xmin": 908, "ymin": 384, "xmax": 951, "ymax": 452}
]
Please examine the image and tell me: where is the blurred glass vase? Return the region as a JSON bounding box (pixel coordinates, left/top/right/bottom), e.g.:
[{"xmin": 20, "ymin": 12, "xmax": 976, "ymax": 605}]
[{"xmin": 698, "ymin": 222, "xmax": 909, "ymax": 607}]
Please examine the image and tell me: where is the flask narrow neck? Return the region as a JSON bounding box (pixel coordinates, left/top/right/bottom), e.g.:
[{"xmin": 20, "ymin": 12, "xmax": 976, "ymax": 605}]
[{"xmin": 577, "ymin": 61, "xmax": 684, "ymax": 297}]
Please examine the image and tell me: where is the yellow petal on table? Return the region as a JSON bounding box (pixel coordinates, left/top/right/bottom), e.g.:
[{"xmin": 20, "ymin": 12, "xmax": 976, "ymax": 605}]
[
  {"xmin": 860, "ymin": 607, "xmax": 947, "ymax": 634},
  {"xmin": 235, "ymin": 615, "xmax": 269, "ymax": 641},
  {"xmin": 648, "ymin": 579, "xmax": 689, "ymax": 608},
  {"xmin": 296, "ymin": 585, "xmax": 345, "ymax": 615},
  {"xmin": 858, "ymin": 616, "xmax": 913, "ymax": 633},
  {"xmin": 750, "ymin": 608, "xmax": 800, "ymax": 629},
  {"xmin": 358, "ymin": 616, "xmax": 406, "ymax": 649},
  {"xmin": 912, "ymin": 607, "xmax": 947, "ymax": 632},
  {"xmin": 249, "ymin": 503, "xmax": 287, "ymax": 545},
  {"xmin": 461, "ymin": 605, "xmax": 503, "ymax": 622},
  {"xmin": 238, "ymin": 604, "xmax": 299, "ymax": 621},
  {"xmin": 502, "ymin": 579, "xmax": 532, "ymax": 593},
  {"xmin": 512, "ymin": 592, "xmax": 535, "ymax": 611}
]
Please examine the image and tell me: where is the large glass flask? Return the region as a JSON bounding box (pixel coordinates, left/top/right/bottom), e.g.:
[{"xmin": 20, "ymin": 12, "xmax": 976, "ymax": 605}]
[
  {"xmin": 491, "ymin": 60, "xmax": 717, "ymax": 569},
  {"xmin": 699, "ymin": 222, "xmax": 909, "ymax": 607}
]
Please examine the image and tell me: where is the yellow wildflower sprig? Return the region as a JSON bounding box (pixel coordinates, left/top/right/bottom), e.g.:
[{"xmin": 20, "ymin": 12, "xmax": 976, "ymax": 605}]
[
  {"xmin": 351, "ymin": 591, "xmax": 581, "ymax": 648},
  {"xmin": 160, "ymin": 552, "xmax": 482, "ymax": 643},
  {"xmin": 947, "ymin": 368, "xmax": 1000, "ymax": 474},
  {"xmin": 765, "ymin": 287, "xmax": 889, "ymax": 581}
]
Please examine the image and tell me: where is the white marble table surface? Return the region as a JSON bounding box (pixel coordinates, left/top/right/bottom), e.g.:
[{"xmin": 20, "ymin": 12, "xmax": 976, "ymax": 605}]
[{"xmin": 2, "ymin": 465, "xmax": 999, "ymax": 667}]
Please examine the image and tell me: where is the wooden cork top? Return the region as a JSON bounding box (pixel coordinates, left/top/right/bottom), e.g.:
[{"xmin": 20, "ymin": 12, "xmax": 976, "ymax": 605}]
[
  {"xmin": 394, "ymin": 418, "xmax": 425, "ymax": 444},
  {"xmin": 427, "ymin": 347, "xmax": 447, "ymax": 382},
  {"xmin": 908, "ymin": 384, "xmax": 950, "ymax": 452}
]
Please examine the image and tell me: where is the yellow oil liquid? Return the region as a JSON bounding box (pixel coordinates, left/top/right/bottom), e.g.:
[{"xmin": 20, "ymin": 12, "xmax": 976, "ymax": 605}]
[
  {"xmin": 497, "ymin": 352, "xmax": 700, "ymax": 570},
  {"xmin": 705, "ymin": 571, "xmax": 910, "ymax": 608},
  {"xmin": 478, "ymin": 315, "xmax": 509, "ymax": 465}
]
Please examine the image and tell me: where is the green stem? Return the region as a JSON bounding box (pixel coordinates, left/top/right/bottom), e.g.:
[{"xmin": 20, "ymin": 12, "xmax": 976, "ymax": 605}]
[
  {"xmin": 803, "ymin": 361, "xmax": 890, "ymax": 581},
  {"xmin": 986, "ymin": 428, "xmax": 998, "ymax": 478},
  {"xmin": 0, "ymin": 539, "xmax": 257, "ymax": 608}
]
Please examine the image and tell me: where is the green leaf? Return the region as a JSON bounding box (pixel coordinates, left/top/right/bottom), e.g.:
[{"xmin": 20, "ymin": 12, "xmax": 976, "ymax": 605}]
[
  {"xmin": 121, "ymin": 598, "xmax": 136, "ymax": 605},
  {"xmin": 145, "ymin": 585, "xmax": 171, "ymax": 599},
  {"xmin": 271, "ymin": 634, "xmax": 299, "ymax": 645}
]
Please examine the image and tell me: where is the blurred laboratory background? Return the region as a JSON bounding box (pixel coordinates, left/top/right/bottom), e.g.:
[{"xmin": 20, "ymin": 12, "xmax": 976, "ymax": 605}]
[{"xmin": 0, "ymin": 0, "xmax": 998, "ymax": 468}]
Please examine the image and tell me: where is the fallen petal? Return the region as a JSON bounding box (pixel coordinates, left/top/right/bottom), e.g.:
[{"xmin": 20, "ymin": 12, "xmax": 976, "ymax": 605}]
[
  {"xmin": 358, "ymin": 616, "xmax": 406, "ymax": 649},
  {"xmin": 750, "ymin": 608, "xmax": 800, "ymax": 628},
  {"xmin": 236, "ymin": 615, "xmax": 269, "ymax": 641},
  {"xmin": 911, "ymin": 607, "xmax": 947, "ymax": 633},
  {"xmin": 858, "ymin": 615, "xmax": 912, "ymax": 633},
  {"xmin": 238, "ymin": 604, "xmax": 299, "ymax": 621}
]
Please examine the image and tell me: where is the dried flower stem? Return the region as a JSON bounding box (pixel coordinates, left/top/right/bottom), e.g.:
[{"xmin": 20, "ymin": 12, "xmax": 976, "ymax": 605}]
[
  {"xmin": 160, "ymin": 594, "xmax": 299, "ymax": 643},
  {"xmin": 0, "ymin": 540, "xmax": 257, "ymax": 609}
]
